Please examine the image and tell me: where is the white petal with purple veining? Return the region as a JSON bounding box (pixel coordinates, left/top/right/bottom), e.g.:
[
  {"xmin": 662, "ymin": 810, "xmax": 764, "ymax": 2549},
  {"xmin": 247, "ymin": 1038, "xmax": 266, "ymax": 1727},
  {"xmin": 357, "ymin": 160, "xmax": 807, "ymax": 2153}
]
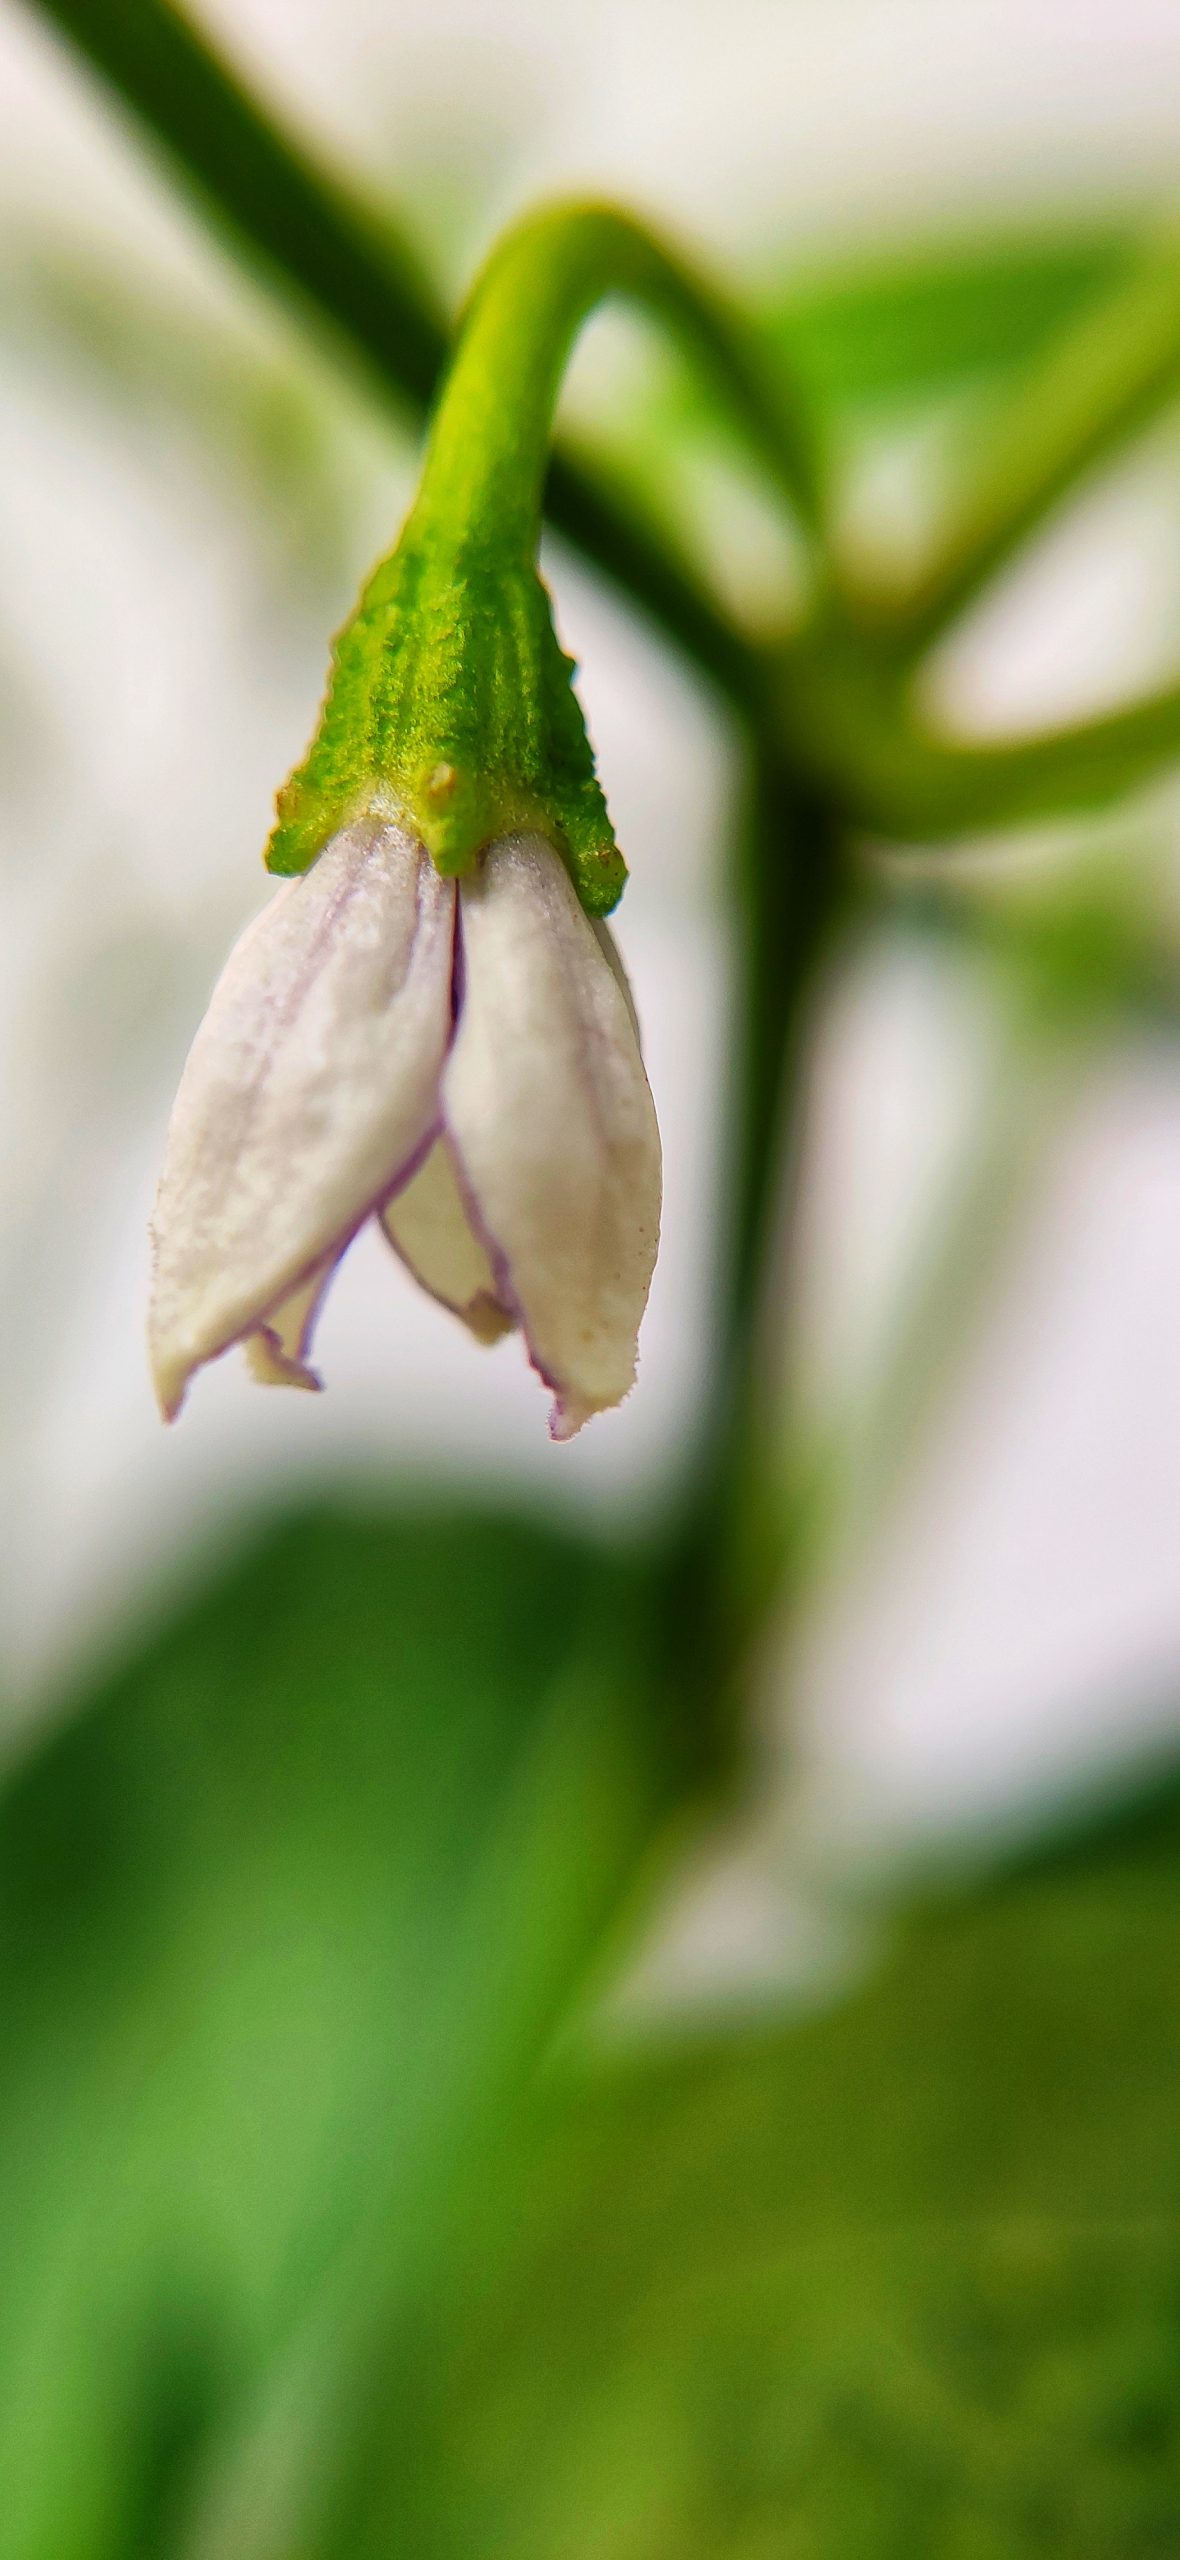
[
  {"xmin": 380, "ymin": 1137, "xmax": 514, "ymax": 1344},
  {"xmin": 444, "ymin": 834, "xmax": 661, "ymax": 1438},
  {"xmin": 149, "ymin": 815, "xmax": 455, "ymax": 1416}
]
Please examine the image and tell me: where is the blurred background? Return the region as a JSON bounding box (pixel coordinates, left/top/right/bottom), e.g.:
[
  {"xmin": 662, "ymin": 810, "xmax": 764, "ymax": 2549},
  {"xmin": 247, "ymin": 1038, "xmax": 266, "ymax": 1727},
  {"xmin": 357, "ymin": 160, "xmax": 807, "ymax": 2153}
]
[{"xmin": 5, "ymin": 5, "xmax": 1180, "ymax": 2552}]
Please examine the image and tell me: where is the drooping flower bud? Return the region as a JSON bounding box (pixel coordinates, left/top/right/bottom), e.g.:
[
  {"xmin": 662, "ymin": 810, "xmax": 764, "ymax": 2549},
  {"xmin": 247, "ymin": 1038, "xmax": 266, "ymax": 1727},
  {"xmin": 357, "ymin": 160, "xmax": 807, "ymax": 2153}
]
[
  {"xmin": 151, "ymin": 202, "xmax": 670, "ymax": 1435},
  {"xmin": 150, "ymin": 825, "xmax": 660, "ymax": 1438}
]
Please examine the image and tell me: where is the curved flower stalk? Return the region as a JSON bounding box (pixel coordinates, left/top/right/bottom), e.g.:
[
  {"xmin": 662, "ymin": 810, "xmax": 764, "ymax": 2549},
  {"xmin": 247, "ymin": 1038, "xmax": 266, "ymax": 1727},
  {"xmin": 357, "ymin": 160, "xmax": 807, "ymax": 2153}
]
[{"xmin": 150, "ymin": 822, "xmax": 661, "ymax": 1438}]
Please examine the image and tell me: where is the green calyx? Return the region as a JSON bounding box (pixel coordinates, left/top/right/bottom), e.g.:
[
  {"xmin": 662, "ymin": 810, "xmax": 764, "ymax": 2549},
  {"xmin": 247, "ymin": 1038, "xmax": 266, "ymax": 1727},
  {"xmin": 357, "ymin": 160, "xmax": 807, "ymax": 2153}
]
[
  {"xmin": 266, "ymin": 191, "xmax": 821, "ymax": 916},
  {"xmin": 265, "ymin": 520, "xmax": 624, "ymax": 915}
]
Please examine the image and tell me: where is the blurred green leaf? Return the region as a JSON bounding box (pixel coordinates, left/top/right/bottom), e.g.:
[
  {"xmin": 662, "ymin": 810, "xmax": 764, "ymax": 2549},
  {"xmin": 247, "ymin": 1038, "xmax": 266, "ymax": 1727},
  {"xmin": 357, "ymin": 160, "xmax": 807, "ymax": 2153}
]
[
  {"xmin": 377, "ymin": 1769, "xmax": 1180, "ymax": 2559},
  {"xmin": 769, "ymin": 232, "xmax": 1138, "ymax": 415},
  {"xmin": 568, "ymin": 232, "xmax": 1143, "ymax": 640},
  {"xmin": 0, "ymin": 1499, "xmax": 665, "ymax": 2560}
]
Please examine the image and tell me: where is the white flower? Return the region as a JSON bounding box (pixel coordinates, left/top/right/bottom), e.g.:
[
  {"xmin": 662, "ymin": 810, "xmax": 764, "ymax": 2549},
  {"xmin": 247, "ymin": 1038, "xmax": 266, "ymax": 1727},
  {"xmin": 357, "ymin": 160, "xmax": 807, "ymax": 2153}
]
[{"xmin": 149, "ymin": 819, "xmax": 662, "ymax": 1439}]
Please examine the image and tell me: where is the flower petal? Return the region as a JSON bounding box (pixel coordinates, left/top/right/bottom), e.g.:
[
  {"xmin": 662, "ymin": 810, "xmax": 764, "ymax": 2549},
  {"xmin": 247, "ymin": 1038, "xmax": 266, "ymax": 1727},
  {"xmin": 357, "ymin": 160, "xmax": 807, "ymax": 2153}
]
[
  {"xmin": 380, "ymin": 1138, "xmax": 515, "ymax": 1344},
  {"xmin": 244, "ymin": 1262, "xmax": 332, "ymax": 1390},
  {"xmin": 445, "ymin": 835, "xmax": 661, "ymax": 1438},
  {"xmin": 150, "ymin": 815, "xmax": 455, "ymax": 1417},
  {"xmin": 592, "ymin": 916, "xmax": 641, "ymax": 1043}
]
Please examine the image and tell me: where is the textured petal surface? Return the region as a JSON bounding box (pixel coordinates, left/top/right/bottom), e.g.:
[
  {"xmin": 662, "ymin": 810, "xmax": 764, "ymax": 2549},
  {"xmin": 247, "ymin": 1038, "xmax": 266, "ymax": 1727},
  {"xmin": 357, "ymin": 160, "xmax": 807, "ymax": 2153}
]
[
  {"xmin": 445, "ymin": 836, "xmax": 662, "ymax": 1438},
  {"xmin": 381, "ymin": 1139, "xmax": 514, "ymax": 1345},
  {"xmin": 150, "ymin": 816, "xmax": 454, "ymax": 1416}
]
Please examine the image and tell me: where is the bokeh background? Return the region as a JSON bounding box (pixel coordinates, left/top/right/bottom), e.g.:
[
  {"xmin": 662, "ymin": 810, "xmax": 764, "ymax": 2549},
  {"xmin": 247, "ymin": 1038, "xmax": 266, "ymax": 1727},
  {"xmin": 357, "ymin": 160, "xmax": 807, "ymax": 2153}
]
[{"xmin": 6, "ymin": 11, "xmax": 1180, "ymax": 2553}]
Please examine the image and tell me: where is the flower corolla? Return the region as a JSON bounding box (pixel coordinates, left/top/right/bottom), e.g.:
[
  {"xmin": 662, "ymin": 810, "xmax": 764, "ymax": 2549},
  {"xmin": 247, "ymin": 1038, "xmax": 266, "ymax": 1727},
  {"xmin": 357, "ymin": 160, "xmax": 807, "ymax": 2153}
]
[{"xmin": 150, "ymin": 821, "xmax": 661, "ymax": 1439}]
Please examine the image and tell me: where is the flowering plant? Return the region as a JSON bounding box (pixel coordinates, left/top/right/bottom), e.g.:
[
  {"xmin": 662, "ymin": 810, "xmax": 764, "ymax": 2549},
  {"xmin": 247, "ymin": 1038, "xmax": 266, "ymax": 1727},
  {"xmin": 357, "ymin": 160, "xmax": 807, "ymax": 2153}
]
[{"xmin": 8, "ymin": 5, "xmax": 1180, "ymax": 2556}]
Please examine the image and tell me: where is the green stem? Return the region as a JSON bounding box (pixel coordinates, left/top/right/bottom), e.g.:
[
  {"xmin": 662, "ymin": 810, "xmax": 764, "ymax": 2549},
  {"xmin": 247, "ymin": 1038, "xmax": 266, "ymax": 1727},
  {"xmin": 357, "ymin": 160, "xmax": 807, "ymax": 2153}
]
[
  {"xmin": 786, "ymin": 636, "xmax": 1180, "ymax": 841},
  {"xmin": 414, "ymin": 200, "xmax": 818, "ymax": 553},
  {"xmin": 25, "ymin": 0, "xmax": 447, "ymax": 401},
  {"xmin": 720, "ymin": 767, "xmax": 842, "ymax": 1644},
  {"xmin": 27, "ymin": 0, "xmax": 778, "ymax": 712},
  {"xmin": 849, "ymin": 238, "xmax": 1180, "ymax": 656},
  {"xmin": 664, "ymin": 754, "xmax": 843, "ymax": 1708}
]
